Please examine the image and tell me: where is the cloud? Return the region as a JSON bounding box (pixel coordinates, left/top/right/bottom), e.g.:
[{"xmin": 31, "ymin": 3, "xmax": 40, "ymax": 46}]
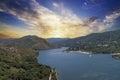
[
  {"xmin": 87, "ymin": 16, "xmax": 99, "ymax": 23},
  {"xmin": 53, "ymin": 2, "xmax": 60, "ymax": 8},
  {"xmin": 89, "ymin": 11, "xmax": 120, "ymax": 32},
  {"xmin": 101, "ymin": 11, "xmax": 120, "ymax": 31},
  {"xmin": 0, "ymin": 0, "xmax": 85, "ymax": 38},
  {"xmin": 0, "ymin": 0, "xmax": 119, "ymax": 38},
  {"xmin": 104, "ymin": 11, "xmax": 120, "ymax": 23}
]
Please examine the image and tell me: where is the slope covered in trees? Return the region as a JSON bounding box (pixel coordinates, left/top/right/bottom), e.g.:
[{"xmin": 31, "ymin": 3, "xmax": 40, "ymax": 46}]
[
  {"xmin": 0, "ymin": 35, "xmax": 58, "ymax": 80},
  {"xmin": 64, "ymin": 29, "xmax": 120, "ymax": 53},
  {"xmin": 0, "ymin": 35, "xmax": 57, "ymax": 50},
  {"xmin": 0, "ymin": 47, "xmax": 52, "ymax": 80}
]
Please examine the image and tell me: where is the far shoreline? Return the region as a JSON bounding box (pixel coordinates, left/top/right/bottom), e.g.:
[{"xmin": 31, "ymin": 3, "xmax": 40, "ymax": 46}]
[
  {"xmin": 64, "ymin": 50, "xmax": 92, "ymax": 54},
  {"xmin": 64, "ymin": 49, "xmax": 120, "ymax": 55}
]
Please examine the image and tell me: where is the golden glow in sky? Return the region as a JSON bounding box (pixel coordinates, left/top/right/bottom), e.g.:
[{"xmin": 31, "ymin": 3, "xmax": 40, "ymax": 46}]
[{"xmin": 0, "ymin": 0, "xmax": 120, "ymax": 38}]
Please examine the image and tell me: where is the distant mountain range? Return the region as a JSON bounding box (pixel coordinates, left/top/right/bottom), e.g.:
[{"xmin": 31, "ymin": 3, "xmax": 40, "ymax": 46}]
[
  {"xmin": 47, "ymin": 38, "xmax": 70, "ymax": 44},
  {"xmin": 0, "ymin": 35, "xmax": 57, "ymax": 50},
  {"xmin": 1, "ymin": 29, "xmax": 120, "ymax": 53},
  {"xmin": 63, "ymin": 29, "xmax": 120, "ymax": 53}
]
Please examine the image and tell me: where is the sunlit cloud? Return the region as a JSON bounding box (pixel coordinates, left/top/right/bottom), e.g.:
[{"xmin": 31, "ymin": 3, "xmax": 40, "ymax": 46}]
[{"xmin": 0, "ymin": 0, "xmax": 119, "ymax": 38}]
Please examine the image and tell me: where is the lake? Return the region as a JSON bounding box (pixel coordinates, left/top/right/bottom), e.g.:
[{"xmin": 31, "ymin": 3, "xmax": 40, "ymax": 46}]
[{"xmin": 37, "ymin": 47, "xmax": 120, "ymax": 80}]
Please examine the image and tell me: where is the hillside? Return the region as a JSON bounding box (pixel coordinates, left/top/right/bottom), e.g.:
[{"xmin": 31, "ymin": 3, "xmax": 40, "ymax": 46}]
[
  {"xmin": 0, "ymin": 46, "xmax": 53, "ymax": 80},
  {"xmin": 0, "ymin": 35, "xmax": 57, "ymax": 50},
  {"xmin": 64, "ymin": 29, "xmax": 120, "ymax": 53},
  {"xmin": 0, "ymin": 35, "xmax": 58, "ymax": 80}
]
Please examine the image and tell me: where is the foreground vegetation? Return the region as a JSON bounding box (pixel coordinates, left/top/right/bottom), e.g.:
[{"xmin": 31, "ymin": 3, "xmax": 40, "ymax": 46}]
[{"xmin": 0, "ymin": 46, "xmax": 56, "ymax": 80}]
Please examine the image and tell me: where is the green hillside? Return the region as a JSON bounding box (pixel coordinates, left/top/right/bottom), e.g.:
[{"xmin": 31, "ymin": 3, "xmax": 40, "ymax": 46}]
[
  {"xmin": 0, "ymin": 35, "xmax": 58, "ymax": 80},
  {"xmin": 0, "ymin": 35, "xmax": 57, "ymax": 50},
  {"xmin": 0, "ymin": 47, "xmax": 52, "ymax": 80},
  {"xmin": 65, "ymin": 30, "xmax": 120, "ymax": 53}
]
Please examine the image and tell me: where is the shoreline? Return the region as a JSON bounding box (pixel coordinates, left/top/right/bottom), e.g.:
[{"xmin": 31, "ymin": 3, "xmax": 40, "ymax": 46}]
[
  {"xmin": 64, "ymin": 50, "xmax": 92, "ymax": 54},
  {"xmin": 112, "ymin": 53, "xmax": 120, "ymax": 55},
  {"xmin": 64, "ymin": 50, "xmax": 120, "ymax": 55}
]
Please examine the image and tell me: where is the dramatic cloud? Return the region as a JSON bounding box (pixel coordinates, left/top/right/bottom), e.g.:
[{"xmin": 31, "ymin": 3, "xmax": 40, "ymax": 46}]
[{"xmin": 0, "ymin": 0, "xmax": 119, "ymax": 38}]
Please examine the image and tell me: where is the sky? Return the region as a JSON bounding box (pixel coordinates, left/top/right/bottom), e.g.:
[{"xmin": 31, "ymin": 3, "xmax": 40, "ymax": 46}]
[{"xmin": 0, "ymin": 0, "xmax": 120, "ymax": 39}]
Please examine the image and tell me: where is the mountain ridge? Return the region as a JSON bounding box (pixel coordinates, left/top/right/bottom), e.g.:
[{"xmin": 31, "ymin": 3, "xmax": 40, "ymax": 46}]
[
  {"xmin": 0, "ymin": 35, "xmax": 57, "ymax": 50},
  {"xmin": 63, "ymin": 29, "xmax": 120, "ymax": 53}
]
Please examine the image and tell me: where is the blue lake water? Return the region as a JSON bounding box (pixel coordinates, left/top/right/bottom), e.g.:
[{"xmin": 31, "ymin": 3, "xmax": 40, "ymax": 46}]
[{"xmin": 37, "ymin": 47, "xmax": 120, "ymax": 80}]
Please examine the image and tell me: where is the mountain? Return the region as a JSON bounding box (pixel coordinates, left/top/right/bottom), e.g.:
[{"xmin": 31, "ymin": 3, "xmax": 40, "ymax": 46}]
[
  {"xmin": 64, "ymin": 29, "xmax": 120, "ymax": 53},
  {"xmin": 0, "ymin": 36, "xmax": 58, "ymax": 80},
  {"xmin": 0, "ymin": 35, "xmax": 57, "ymax": 50},
  {"xmin": 46, "ymin": 38, "xmax": 70, "ymax": 46}
]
